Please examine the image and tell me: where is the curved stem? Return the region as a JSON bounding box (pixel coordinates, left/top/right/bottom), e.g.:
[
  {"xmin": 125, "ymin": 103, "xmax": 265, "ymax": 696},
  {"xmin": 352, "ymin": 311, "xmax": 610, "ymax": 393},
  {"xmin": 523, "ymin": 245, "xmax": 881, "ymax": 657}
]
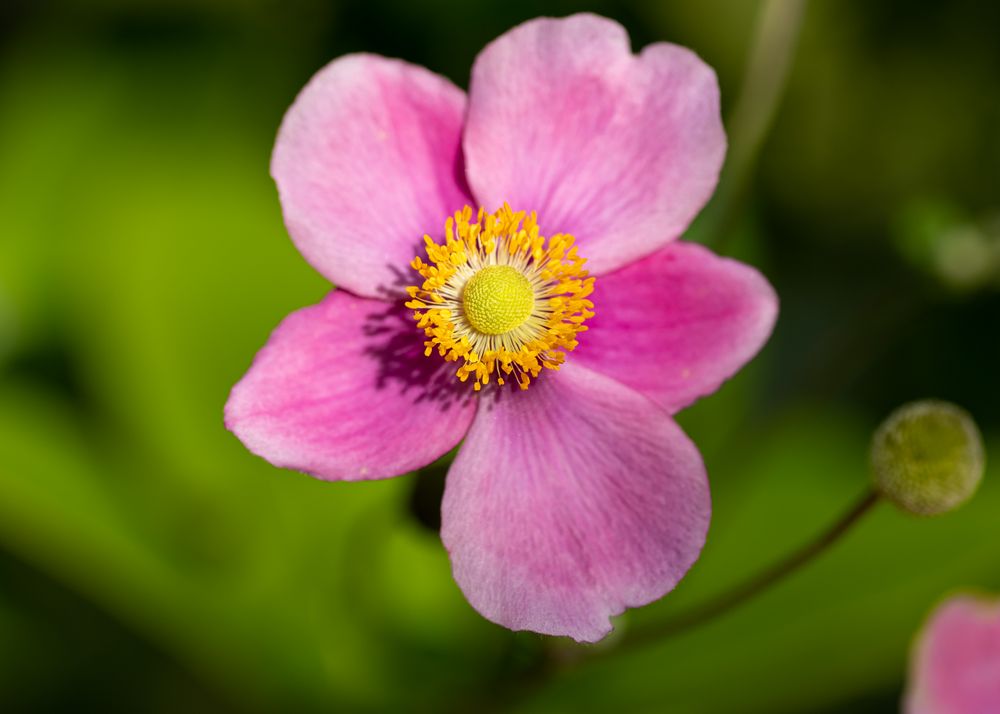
[
  {"xmin": 605, "ymin": 489, "xmax": 881, "ymax": 655},
  {"xmin": 707, "ymin": 0, "xmax": 809, "ymax": 251}
]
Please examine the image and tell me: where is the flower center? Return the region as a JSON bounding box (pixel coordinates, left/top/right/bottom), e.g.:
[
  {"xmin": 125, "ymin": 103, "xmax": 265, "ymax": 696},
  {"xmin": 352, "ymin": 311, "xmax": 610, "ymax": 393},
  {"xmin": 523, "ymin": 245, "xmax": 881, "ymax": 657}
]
[
  {"xmin": 461, "ymin": 265, "xmax": 535, "ymax": 335},
  {"xmin": 405, "ymin": 204, "xmax": 595, "ymax": 391}
]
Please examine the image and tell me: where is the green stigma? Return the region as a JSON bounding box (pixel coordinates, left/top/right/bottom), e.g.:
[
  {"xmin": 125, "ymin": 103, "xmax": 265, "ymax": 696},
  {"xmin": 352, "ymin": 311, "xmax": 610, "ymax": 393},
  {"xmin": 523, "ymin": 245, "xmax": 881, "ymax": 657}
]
[{"xmin": 461, "ymin": 265, "xmax": 535, "ymax": 336}]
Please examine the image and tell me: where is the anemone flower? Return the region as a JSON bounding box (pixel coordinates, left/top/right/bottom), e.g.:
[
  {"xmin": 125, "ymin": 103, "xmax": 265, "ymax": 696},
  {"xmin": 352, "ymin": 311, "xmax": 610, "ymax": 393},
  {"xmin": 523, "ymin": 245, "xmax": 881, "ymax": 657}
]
[
  {"xmin": 225, "ymin": 13, "xmax": 778, "ymax": 642},
  {"xmin": 906, "ymin": 594, "xmax": 1000, "ymax": 714}
]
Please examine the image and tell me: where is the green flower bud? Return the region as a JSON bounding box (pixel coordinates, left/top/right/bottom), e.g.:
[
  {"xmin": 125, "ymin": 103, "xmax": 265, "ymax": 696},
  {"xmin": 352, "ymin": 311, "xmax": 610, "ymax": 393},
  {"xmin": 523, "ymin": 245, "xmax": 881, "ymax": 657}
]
[{"xmin": 871, "ymin": 400, "xmax": 985, "ymax": 516}]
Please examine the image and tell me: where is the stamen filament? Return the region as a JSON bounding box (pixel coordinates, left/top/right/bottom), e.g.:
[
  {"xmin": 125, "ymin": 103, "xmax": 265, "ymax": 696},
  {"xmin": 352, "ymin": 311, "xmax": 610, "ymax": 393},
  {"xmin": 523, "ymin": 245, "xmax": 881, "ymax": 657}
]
[{"xmin": 405, "ymin": 204, "xmax": 595, "ymax": 391}]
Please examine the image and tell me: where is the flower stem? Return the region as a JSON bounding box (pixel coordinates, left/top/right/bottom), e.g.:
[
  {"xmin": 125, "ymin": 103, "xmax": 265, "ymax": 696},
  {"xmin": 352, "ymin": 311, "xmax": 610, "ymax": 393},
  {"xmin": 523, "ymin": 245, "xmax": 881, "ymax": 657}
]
[
  {"xmin": 609, "ymin": 488, "xmax": 881, "ymax": 654},
  {"xmin": 706, "ymin": 0, "xmax": 808, "ymax": 251}
]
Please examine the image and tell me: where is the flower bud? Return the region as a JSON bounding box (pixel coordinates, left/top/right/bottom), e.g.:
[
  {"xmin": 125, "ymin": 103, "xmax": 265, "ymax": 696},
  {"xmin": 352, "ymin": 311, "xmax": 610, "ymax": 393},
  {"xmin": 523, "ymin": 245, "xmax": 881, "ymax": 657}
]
[{"xmin": 870, "ymin": 400, "xmax": 985, "ymax": 516}]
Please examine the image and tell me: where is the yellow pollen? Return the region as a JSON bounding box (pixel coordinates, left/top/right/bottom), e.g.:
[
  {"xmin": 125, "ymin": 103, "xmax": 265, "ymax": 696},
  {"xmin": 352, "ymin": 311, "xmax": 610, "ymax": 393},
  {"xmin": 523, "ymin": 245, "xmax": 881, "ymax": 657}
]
[
  {"xmin": 404, "ymin": 204, "xmax": 595, "ymax": 392},
  {"xmin": 462, "ymin": 266, "xmax": 535, "ymax": 335}
]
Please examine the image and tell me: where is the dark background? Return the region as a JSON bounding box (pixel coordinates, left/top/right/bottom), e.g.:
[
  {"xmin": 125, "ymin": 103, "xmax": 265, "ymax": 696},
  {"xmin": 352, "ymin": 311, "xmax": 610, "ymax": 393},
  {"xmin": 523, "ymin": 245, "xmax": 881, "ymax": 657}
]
[{"xmin": 1, "ymin": 0, "xmax": 998, "ymax": 712}]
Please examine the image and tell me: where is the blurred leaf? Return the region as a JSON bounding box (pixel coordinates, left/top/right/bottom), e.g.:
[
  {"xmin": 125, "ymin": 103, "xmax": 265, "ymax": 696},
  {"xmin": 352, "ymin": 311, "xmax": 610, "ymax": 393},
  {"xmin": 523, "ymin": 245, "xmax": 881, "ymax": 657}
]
[{"xmin": 893, "ymin": 199, "xmax": 1000, "ymax": 292}]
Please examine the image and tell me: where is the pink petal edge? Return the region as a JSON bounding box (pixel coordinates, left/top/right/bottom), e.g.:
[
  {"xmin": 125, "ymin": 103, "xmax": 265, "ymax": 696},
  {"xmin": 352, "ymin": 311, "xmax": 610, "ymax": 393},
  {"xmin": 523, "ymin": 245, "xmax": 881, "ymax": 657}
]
[
  {"xmin": 272, "ymin": 54, "xmax": 473, "ymax": 299},
  {"xmin": 225, "ymin": 291, "xmax": 476, "ymax": 481},
  {"xmin": 906, "ymin": 594, "xmax": 1000, "ymax": 714},
  {"xmin": 441, "ymin": 361, "xmax": 711, "ymax": 642},
  {"xmin": 574, "ymin": 241, "xmax": 778, "ymax": 414},
  {"xmin": 463, "ymin": 13, "xmax": 726, "ymax": 276}
]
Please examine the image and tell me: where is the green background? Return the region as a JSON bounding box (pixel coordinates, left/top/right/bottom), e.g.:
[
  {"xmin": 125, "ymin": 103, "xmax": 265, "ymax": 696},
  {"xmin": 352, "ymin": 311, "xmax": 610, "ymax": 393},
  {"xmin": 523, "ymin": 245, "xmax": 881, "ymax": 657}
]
[{"xmin": 1, "ymin": 0, "xmax": 999, "ymax": 712}]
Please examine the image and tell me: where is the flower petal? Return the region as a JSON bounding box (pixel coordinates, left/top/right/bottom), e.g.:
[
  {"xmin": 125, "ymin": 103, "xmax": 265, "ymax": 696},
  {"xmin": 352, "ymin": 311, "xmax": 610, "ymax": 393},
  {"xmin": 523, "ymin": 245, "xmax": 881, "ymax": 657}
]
[
  {"xmin": 272, "ymin": 54, "xmax": 472, "ymax": 298},
  {"xmin": 574, "ymin": 241, "xmax": 778, "ymax": 414},
  {"xmin": 225, "ymin": 291, "xmax": 475, "ymax": 480},
  {"xmin": 463, "ymin": 14, "xmax": 725, "ymax": 276},
  {"xmin": 905, "ymin": 595, "xmax": 1000, "ymax": 714},
  {"xmin": 441, "ymin": 362, "xmax": 710, "ymax": 642}
]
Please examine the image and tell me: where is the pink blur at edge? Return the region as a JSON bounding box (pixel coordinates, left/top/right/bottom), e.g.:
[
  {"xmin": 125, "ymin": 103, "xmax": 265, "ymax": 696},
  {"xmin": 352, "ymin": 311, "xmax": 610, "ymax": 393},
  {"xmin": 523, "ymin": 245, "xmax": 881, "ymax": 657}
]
[{"xmin": 906, "ymin": 595, "xmax": 1000, "ymax": 714}]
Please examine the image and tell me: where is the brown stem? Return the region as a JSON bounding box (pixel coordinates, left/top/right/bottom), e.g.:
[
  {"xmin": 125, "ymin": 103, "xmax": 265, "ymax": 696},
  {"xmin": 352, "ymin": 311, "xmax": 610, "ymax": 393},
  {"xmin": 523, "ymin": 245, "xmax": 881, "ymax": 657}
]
[{"xmin": 607, "ymin": 488, "xmax": 881, "ymax": 655}]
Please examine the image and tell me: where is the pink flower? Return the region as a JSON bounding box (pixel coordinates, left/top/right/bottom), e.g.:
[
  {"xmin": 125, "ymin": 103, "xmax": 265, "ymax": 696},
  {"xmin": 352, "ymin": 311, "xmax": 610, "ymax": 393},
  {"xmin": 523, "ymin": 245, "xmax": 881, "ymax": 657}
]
[
  {"xmin": 906, "ymin": 595, "xmax": 1000, "ymax": 714},
  {"xmin": 225, "ymin": 14, "xmax": 777, "ymax": 642}
]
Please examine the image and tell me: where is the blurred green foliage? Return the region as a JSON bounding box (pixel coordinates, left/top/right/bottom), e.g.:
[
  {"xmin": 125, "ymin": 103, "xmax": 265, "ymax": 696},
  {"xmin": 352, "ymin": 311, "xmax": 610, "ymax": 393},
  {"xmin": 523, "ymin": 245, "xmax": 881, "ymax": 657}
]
[{"xmin": 1, "ymin": 0, "xmax": 999, "ymax": 712}]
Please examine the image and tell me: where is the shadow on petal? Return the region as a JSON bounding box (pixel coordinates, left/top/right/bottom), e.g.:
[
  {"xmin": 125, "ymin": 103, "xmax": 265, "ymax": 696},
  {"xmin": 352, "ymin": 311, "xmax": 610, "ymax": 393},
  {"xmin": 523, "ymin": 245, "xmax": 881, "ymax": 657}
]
[{"xmin": 362, "ymin": 295, "xmax": 475, "ymax": 413}]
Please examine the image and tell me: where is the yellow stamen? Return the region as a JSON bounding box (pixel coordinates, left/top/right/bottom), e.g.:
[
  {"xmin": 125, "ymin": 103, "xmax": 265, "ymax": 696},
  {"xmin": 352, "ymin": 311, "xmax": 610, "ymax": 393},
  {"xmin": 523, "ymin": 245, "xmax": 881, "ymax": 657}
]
[{"xmin": 404, "ymin": 204, "xmax": 595, "ymax": 391}]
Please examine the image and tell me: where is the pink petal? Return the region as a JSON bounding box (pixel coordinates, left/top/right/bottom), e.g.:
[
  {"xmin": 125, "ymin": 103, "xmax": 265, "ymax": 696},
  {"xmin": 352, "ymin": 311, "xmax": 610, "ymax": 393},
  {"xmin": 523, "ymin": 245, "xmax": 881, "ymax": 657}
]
[
  {"xmin": 463, "ymin": 14, "xmax": 725, "ymax": 276},
  {"xmin": 441, "ymin": 362, "xmax": 710, "ymax": 642},
  {"xmin": 574, "ymin": 241, "xmax": 778, "ymax": 414},
  {"xmin": 225, "ymin": 291, "xmax": 475, "ymax": 481},
  {"xmin": 906, "ymin": 595, "xmax": 1000, "ymax": 714},
  {"xmin": 271, "ymin": 54, "xmax": 472, "ymax": 298}
]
